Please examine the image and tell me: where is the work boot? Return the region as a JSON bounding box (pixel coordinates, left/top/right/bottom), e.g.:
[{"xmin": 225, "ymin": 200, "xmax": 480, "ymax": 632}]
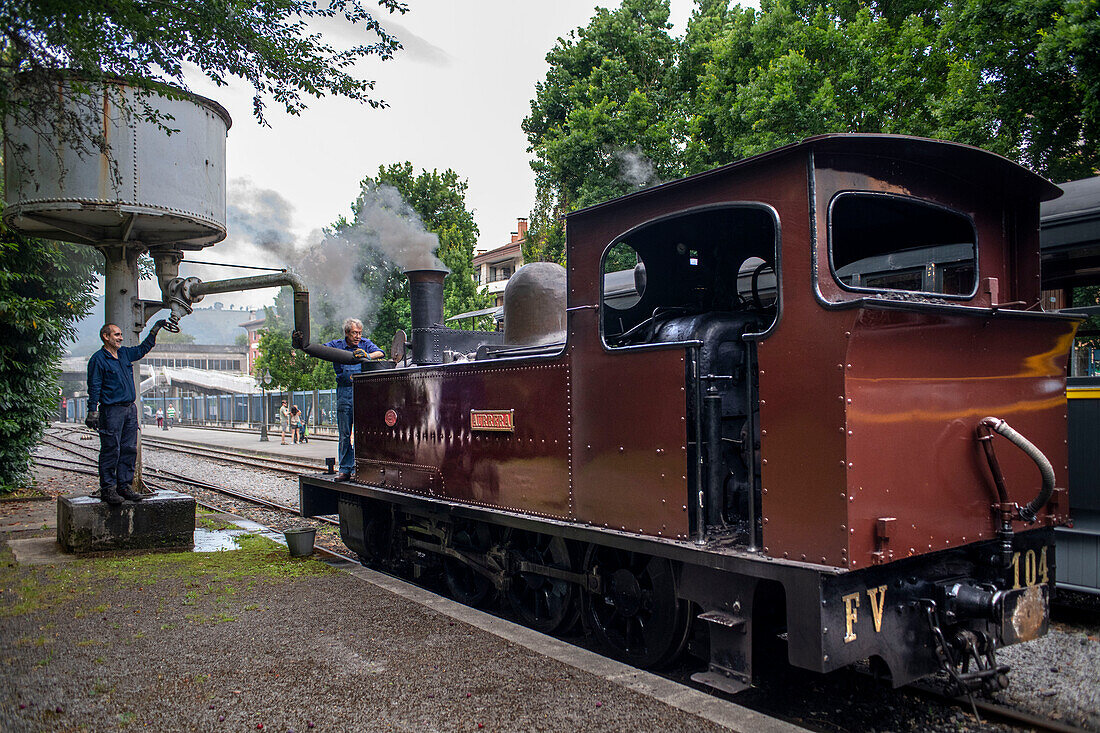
[
  {"xmin": 101, "ymin": 486, "xmax": 123, "ymax": 506},
  {"xmin": 118, "ymin": 486, "xmax": 144, "ymax": 502}
]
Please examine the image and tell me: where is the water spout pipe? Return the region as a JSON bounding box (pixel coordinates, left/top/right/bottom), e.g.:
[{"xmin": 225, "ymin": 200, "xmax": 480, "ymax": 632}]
[{"xmin": 173, "ymin": 272, "xmax": 361, "ymax": 365}]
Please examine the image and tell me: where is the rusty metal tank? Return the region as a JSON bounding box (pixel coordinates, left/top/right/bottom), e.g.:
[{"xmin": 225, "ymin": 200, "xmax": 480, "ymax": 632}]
[
  {"xmin": 2, "ymin": 77, "xmax": 231, "ymax": 249},
  {"xmin": 503, "ymin": 262, "xmax": 567, "ymax": 346}
]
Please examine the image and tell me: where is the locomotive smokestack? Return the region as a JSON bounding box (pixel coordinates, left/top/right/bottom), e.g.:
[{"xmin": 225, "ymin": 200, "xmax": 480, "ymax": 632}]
[{"xmin": 406, "ymin": 266, "xmax": 448, "ymax": 364}]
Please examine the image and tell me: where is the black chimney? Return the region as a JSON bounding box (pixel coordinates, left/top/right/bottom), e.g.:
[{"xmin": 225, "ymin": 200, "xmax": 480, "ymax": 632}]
[{"xmin": 405, "ymin": 267, "xmax": 447, "ymax": 364}]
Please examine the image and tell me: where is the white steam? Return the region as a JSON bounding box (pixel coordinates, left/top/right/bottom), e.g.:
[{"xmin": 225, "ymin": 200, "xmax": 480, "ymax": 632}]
[
  {"xmin": 214, "ymin": 177, "xmax": 445, "ymax": 335},
  {"xmin": 614, "ymin": 148, "xmax": 664, "ymax": 190}
]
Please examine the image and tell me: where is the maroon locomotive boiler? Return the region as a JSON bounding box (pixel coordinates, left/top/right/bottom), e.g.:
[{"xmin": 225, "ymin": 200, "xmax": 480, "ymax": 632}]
[{"xmin": 301, "ymin": 134, "xmax": 1078, "ymax": 693}]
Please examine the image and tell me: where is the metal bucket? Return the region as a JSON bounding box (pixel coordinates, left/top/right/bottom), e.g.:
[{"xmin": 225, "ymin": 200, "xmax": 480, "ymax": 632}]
[{"xmin": 284, "ymin": 527, "xmax": 316, "ymax": 557}]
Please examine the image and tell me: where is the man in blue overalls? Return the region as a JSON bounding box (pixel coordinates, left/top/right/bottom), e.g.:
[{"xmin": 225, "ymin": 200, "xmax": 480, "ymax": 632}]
[
  {"xmin": 85, "ymin": 320, "xmax": 166, "ymax": 504},
  {"xmin": 325, "ymin": 318, "xmax": 382, "ymax": 481}
]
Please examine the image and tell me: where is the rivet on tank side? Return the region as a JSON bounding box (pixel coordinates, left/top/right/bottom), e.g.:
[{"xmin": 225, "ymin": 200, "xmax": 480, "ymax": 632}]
[{"xmin": 762, "ymin": 458, "xmax": 768, "ymax": 465}]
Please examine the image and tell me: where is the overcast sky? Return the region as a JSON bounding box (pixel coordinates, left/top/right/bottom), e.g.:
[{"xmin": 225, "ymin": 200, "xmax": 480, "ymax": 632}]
[{"xmin": 152, "ymin": 0, "xmax": 704, "ymax": 309}]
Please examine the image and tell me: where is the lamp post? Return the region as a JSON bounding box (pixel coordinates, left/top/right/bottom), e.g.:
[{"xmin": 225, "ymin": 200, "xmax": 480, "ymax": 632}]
[{"xmin": 259, "ymin": 369, "xmax": 273, "ymax": 442}]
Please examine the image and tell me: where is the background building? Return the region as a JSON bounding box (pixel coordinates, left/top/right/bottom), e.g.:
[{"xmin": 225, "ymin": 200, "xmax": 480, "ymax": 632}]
[{"xmin": 473, "ymin": 218, "xmax": 527, "ymax": 306}]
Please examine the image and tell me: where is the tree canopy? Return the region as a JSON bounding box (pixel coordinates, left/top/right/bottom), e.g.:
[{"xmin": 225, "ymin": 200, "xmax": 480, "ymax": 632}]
[
  {"xmin": 1, "ymin": 0, "xmax": 408, "ymax": 128},
  {"xmin": 523, "ymin": 0, "xmax": 1099, "ymax": 262}
]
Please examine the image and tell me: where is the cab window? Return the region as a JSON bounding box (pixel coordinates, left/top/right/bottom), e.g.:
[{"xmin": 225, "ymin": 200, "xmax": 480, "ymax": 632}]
[{"xmin": 829, "ymin": 193, "xmax": 976, "ymax": 297}]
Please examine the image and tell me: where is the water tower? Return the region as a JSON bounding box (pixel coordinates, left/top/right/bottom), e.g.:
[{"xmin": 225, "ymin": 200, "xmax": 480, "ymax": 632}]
[
  {"xmin": 4, "ymin": 77, "xmax": 232, "ymax": 344},
  {"xmin": 4, "ymin": 75, "xmax": 375, "ymax": 456}
]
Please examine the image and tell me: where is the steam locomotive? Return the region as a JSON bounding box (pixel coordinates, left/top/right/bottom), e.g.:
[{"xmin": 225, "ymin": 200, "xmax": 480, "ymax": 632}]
[{"xmin": 300, "ymin": 134, "xmax": 1078, "ymax": 694}]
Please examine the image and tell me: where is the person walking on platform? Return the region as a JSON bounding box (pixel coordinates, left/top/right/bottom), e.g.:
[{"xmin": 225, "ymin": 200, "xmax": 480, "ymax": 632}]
[
  {"xmin": 166, "ymin": 403, "xmax": 176, "ymax": 428},
  {"xmin": 85, "ymin": 320, "xmax": 167, "ymax": 505},
  {"xmin": 326, "ymin": 318, "xmax": 382, "ymax": 480},
  {"xmin": 156, "ymin": 407, "xmax": 164, "ymax": 429},
  {"xmin": 279, "ymin": 400, "xmax": 290, "ymax": 445}
]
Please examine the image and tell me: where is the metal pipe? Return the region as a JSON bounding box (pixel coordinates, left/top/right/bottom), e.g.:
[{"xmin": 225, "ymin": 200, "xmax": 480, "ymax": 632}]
[
  {"xmin": 978, "ymin": 417, "xmax": 1056, "ymax": 523},
  {"xmin": 690, "ymin": 346, "xmax": 707, "ymax": 545},
  {"xmin": 704, "ymin": 385, "xmax": 724, "ymax": 527}
]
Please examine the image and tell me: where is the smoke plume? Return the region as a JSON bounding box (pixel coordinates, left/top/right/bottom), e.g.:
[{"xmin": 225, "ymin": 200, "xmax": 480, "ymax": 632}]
[{"xmin": 215, "ymin": 177, "xmax": 445, "ymax": 336}]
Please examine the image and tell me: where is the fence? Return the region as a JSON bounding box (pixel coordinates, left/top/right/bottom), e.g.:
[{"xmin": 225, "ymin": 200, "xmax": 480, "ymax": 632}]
[{"xmin": 65, "ymin": 389, "xmax": 340, "ymax": 429}]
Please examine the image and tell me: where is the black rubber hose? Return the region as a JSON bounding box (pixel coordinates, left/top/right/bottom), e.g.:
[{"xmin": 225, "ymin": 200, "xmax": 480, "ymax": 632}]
[{"xmin": 980, "ymin": 417, "xmax": 1056, "ymax": 522}]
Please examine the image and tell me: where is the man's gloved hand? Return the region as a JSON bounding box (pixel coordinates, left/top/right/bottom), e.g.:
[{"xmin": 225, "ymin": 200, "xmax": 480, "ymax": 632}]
[
  {"xmin": 353, "ymin": 348, "xmax": 369, "ymax": 359},
  {"xmin": 85, "ymin": 411, "xmax": 99, "ymax": 430},
  {"xmin": 150, "ymin": 319, "xmax": 167, "ymax": 336},
  {"xmin": 292, "ymin": 330, "xmax": 304, "ymax": 349}
]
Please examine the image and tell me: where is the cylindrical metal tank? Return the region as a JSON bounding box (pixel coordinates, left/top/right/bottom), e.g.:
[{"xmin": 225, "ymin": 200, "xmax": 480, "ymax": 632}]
[
  {"xmin": 503, "ymin": 262, "xmax": 567, "ymax": 346},
  {"xmin": 3, "ymin": 77, "xmax": 231, "ymax": 249}
]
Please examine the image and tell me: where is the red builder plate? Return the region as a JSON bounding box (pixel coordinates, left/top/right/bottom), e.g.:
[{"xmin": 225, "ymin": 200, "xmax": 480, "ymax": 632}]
[{"xmin": 384, "ymin": 409, "xmax": 398, "ymax": 427}]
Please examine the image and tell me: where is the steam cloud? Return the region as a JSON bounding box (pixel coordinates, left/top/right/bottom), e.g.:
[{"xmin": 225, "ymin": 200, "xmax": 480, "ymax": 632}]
[
  {"xmin": 614, "ymin": 148, "xmax": 664, "ymax": 190},
  {"xmin": 217, "ymin": 177, "xmax": 446, "ymax": 336}
]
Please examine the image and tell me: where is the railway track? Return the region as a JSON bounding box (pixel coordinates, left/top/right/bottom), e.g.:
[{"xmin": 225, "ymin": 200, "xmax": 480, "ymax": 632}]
[
  {"xmin": 32, "ymin": 430, "xmax": 1094, "ymax": 733},
  {"xmin": 47, "ymin": 425, "xmax": 326, "ymax": 476}
]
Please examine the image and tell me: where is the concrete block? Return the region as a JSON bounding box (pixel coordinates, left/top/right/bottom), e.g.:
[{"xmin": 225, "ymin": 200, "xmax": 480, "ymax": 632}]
[{"xmin": 57, "ymin": 490, "xmax": 196, "ymax": 554}]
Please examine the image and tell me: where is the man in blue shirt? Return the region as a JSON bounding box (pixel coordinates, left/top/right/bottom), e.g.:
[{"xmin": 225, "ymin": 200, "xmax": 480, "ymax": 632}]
[
  {"xmin": 85, "ymin": 320, "xmax": 166, "ymax": 505},
  {"xmin": 324, "ymin": 317, "xmax": 382, "ymax": 480}
]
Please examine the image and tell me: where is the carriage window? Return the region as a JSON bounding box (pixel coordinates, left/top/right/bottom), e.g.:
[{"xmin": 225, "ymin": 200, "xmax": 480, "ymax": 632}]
[{"xmin": 830, "ymin": 193, "xmax": 976, "ymax": 296}]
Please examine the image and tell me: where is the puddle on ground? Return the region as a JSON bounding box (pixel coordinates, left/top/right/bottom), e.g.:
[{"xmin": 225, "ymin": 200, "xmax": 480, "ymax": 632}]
[
  {"xmin": 193, "ymin": 527, "xmax": 249, "ymax": 552},
  {"xmin": 192, "ymin": 522, "xmax": 289, "ymax": 552}
]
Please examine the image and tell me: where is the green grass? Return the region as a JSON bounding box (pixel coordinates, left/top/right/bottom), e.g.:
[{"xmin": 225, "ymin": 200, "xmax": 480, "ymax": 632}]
[{"xmin": 0, "ymin": 535, "xmax": 334, "ymax": 618}]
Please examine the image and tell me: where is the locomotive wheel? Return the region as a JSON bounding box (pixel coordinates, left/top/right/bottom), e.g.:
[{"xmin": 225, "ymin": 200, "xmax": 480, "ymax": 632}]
[
  {"xmin": 356, "ymin": 509, "xmax": 394, "ymax": 568},
  {"xmin": 443, "ymin": 521, "xmax": 496, "ymax": 607},
  {"xmin": 504, "ymin": 530, "xmax": 578, "ymax": 634},
  {"xmin": 581, "ymin": 545, "xmax": 690, "ymax": 668}
]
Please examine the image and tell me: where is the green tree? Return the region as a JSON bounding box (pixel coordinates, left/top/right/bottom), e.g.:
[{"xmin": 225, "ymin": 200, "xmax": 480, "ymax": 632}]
[
  {"xmin": 527, "ymin": 0, "xmax": 1098, "ymax": 218},
  {"xmin": 523, "ymin": 0, "xmax": 685, "ymax": 252},
  {"xmin": 2, "ymin": 0, "xmax": 408, "ymax": 171},
  {"xmin": 344, "ymin": 163, "xmax": 491, "ymax": 347},
  {"xmin": 253, "ymin": 320, "xmax": 334, "ymax": 393},
  {"xmin": 0, "ymin": 226, "xmax": 98, "ymax": 493},
  {"xmin": 156, "ymin": 330, "xmax": 196, "ymax": 345}
]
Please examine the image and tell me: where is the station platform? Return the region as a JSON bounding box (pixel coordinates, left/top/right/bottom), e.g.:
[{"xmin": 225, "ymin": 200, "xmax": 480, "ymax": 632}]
[
  {"xmin": 6, "ymin": 438, "xmax": 804, "ymax": 731},
  {"xmin": 139, "ymin": 423, "xmax": 336, "ymax": 465}
]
